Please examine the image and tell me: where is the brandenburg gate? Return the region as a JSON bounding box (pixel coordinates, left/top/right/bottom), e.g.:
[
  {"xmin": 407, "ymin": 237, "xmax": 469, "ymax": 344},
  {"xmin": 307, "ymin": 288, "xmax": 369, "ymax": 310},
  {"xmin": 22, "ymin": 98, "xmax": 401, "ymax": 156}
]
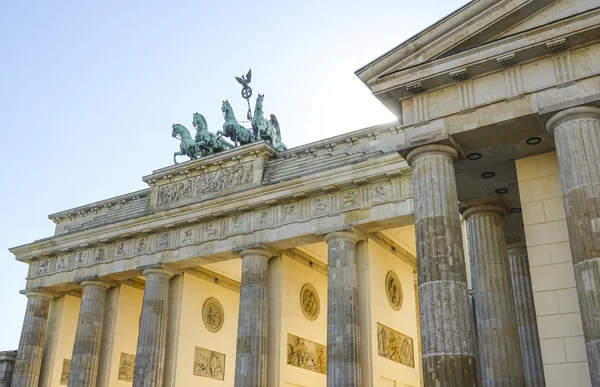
[{"xmin": 4, "ymin": 1, "xmax": 600, "ymax": 386}]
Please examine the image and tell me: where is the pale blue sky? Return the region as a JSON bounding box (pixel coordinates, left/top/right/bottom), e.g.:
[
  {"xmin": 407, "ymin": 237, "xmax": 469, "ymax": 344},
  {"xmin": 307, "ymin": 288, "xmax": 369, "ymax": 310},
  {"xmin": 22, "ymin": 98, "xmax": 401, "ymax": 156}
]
[{"xmin": 0, "ymin": 0, "xmax": 467, "ymax": 349}]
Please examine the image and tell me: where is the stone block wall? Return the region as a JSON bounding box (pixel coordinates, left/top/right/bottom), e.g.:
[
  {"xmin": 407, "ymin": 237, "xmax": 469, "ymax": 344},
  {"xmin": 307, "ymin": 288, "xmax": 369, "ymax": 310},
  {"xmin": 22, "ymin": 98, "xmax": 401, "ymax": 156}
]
[
  {"xmin": 516, "ymin": 151, "xmax": 591, "ymax": 387},
  {"xmin": 0, "ymin": 351, "xmax": 16, "ymax": 387}
]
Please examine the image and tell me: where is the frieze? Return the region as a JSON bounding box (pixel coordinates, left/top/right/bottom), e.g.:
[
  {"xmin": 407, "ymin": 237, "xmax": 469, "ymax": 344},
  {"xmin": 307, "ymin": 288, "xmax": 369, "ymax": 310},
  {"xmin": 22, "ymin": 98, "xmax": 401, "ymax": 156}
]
[
  {"xmin": 156, "ymin": 162, "xmax": 253, "ymax": 207},
  {"xmin": 193, "ymin": 347, "xmax": 225, "ymax": 381},
  {"xmin": 377, "ymin": 323, "xmax": 414, "ymax": 367},
  {"xmin": 27, "ymin": 175, "xmax": 414, "ymax": 280},
  {"xmin": 287, "ymin": 333, "xmax": 327, "ymax": 374}
]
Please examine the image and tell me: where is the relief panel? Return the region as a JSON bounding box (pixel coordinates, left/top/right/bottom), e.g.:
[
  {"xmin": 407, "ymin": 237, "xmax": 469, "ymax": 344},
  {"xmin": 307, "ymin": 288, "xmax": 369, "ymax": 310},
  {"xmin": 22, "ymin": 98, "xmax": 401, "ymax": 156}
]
[
  {"xmin": 156, "ymin": 162, "xmax": 253, "ymax": 207},
  {"xmin": 377, "ymin": 323, "xmax": 414, "ymax": 368},
  {"xmin": 287, "ymin": 333, "xmax": 327, "ymax": 374},
  {"xmin": 193, "ymin": 347, "xmax": 225, "ymax": 381},
  {"xmin": 118, "ymin": 352, "xmax": 135, "ymax": 382}
]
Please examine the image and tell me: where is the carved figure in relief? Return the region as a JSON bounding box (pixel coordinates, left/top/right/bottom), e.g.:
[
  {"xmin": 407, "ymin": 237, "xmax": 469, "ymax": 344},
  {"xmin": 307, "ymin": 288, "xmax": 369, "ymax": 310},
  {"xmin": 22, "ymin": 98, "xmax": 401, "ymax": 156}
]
[
  {"xmin": 118, "ymin": 353, "xmax": 135, "ymax": 382},
  {"xmin": 94, "ymin": 248, "xmax": 105, "ymax": 262},
  {"xmin": 374, "ymin": 184, "xmax": 390, "ymax": 202},
  {"xmin": 115, "ymin": 243, "xmax": 125, "ymax": 257},
  {"xmin": 300, "ymin": 283, "xmax": 320, "ymax": 321},
  {"xmin": 60, "ymin": 359, "xmax": 70, "ymax": 385},
  {"xmin": 257, "ymin": 210, "xmax": 268, "ymax": 226},
  {"xmin": 232, "ymin": 215, "xmax": 242, "ymax": 231},
  {"xmin": 385, "ymin": 271, "xmax": 403, "ymax": 310},
  {"xmin": 377, "ymin": 323, "xmax": 414, "ymax": 367},
  {"xmin": 75, "ymin": 252, "xmax": 84, "ymax": 265},
  {"xmin": 181, "ymin": 229, "xmax": 193, "ymax": 244},
  {"xmin": 136, "ymin": 238, "xmax": 147, "ymax": 253},
  {"xmin": 57, "ymin": 257, "xmax": 67, "ymax": 271},
  {"xmin": 204, "ymin": 223, "xmax": 218, "ymax": 239},
  {"xmin": 287, "ymin": 334, "xmax": 327, "ymax": 374},
  {"xmin": 342, "ymin": 191, "xmax": 358, "ymax": 207},
  {"xmin": 193, "ymin": 347, "xmax": 225, "ymax": 381},
  {"xmin": 283, "ymin": 205, "xmax": 296, "ymax": 220},
  {"xmin": 159, "ymin": 233, "xmax": 169, "ymax": 248},
  {"xmin": 202, "ymin": 298, "xmax": 224, "ymax": 332},
  {"xmin": 38, "ymin": 259, "xmax": 49, "ymax": 275},
  {"xmin": 312, "ymin": 198, "xmax": 327, "ymax": 215}
]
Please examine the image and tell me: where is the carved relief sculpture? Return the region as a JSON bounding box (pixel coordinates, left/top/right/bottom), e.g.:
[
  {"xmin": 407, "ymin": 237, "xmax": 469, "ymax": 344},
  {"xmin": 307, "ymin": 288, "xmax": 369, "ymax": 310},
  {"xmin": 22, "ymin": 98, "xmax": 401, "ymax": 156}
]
[
  {"xmin": 385, "ymin": 271, "xmax": 403, "ymax": 311},
  {"xmin": 193, "ymin": 347, "xmax": 225, "ymax": 381},
  {"xmin": 156, "ymin": 163, "xmax": 253, "ymax": 206},
  {"xmin": 60, "ymin": 359, "xmax": 71, "ymax": 385},
  {"xmin": 287, "ymin": 334, "xmax": 327, "ymax": 374},
  {"xmin": 377, "ymin": 323, "xmax": 414, "ymax": 367},
  {"xmin": 202, "ymin": 297, "xmax": 224, "ymax": 332},
  {"xmin": 300, "ymin": 283, "xmax": 320, "ymax": 321},
  {"xmin": 342, "ymin": 190, "xmax": 358, "ymax": 208},
  {"xmin": 118, "ymin": 353, "xmax": 136, "ymax": 382}
]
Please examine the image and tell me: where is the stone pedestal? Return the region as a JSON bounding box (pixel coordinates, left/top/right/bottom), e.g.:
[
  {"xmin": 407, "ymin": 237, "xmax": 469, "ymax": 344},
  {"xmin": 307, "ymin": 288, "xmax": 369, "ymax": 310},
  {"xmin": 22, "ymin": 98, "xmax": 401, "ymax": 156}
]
[
  {"xmin": 508, "ymin": 243, "xmax": 545, "ymax": 386},
  {"xmin": 463, "ymin": 204, "xmax": 525, "ymax": 386},
  {"xmin": 234, "ymin": 248, "xmax": 270, "ymax": 387},
  {"xmin": 68, "ymin": 281, "xmax": 111, "ymax": 387},
  {"xmin": 547, "ymin": 106, "xmax": 600, "ymax": 386},
  {"xmin": 11, "ymin": 291, "xmax": 54, "ymax": 387},
  {"xmin": 405, "ymin": 145, "xmax": 476, "ymax": 387},
  {"xmin": 133, "ymin": 268, "xmax": 174, "ymax": 387},
  {"xmin": 324, "ymin": 231, "xmax": 361, "ymax": 387}
]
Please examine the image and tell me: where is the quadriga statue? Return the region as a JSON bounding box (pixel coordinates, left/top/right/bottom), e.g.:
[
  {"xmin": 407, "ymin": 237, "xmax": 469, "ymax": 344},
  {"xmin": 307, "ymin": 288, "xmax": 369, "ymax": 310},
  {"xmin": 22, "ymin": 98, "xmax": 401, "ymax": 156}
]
[{"xmin": 171, "ymin": 113, "xmax": 233, "ymax": 164}]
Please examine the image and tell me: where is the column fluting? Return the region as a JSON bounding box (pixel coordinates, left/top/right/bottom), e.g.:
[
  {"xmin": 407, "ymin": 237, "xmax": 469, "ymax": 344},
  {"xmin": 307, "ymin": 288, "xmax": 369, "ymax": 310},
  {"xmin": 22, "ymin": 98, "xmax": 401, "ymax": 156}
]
[
  {"xmin": 547, "ymin": 106, "xmax": 600, "ymax": 386},
  {"xmin": 463, "ymin": 204, "xmax": 525, "ymax": 386},
  {"xmin": 406, "ymin": 144, "xmax": 477, "ymax": 387},
  {"xmin": 507, "ymin": 243, "xmax": 545, "ymax": 386},
  {"xmin": 324, "ymin": 231, "xmax": 361, "ymax": 387},
  {"xmin": 234, "ymin": 248, "xmax": 270, "ymax": 387},
  {"xmin": 68, "ymin": 281, "xmax": 111, "ymax": 387},
  {"xmin": 133, "ymin": 268, "xmax": 174, "ymax": 387},
  {"xmin": 11, "ymin": 291, "xmax": 53, "ymax": 387}
]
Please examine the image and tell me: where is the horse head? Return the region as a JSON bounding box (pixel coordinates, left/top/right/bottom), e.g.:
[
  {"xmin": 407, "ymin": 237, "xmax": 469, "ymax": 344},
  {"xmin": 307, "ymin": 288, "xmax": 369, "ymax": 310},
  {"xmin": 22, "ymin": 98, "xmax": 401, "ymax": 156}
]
[
  {"xmin": 172, "ymin": 124, "xmax": 191, "ymax": 139},
  {"xmin": 192, "ymin": 113, "xmax": 208, "ymax": 131}
]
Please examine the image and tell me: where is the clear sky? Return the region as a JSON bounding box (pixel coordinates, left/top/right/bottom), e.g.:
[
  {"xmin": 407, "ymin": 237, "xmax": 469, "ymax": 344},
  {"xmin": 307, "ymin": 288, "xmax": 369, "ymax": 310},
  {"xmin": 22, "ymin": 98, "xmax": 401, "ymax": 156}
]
[{"xmin": 0, "ymin": 0, "xmax": 468, "ymax": 349}]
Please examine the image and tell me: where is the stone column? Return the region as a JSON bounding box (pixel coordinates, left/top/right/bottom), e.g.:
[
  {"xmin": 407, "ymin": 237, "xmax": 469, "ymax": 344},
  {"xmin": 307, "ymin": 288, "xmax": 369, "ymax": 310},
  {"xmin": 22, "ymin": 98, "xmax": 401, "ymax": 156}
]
[
  {"xmin": 405, "ymin": 145, "xmax": 477, "ymax": 387},
  {"xmin": 133, "ymin": 268, "xmax": 174, "ymax": 387},
  {"xmin": 463, "ymin": 204, "xmax": 525, "ymax": 385},
  {"xmin": 11, "ymin": 291, "xmax": 53, "ymax": 387},
  {"xmin": 68, "ymin": 281, "xmax": 111, "ymax": 387},
  {"xmin": 547, "ymin": 106, "xmax": 600, "ymax": 386},
  {"xmin": 508, "ymin": 243, "xmax": 545, "ymax": 386},
  {"xmin": 234, "ymin": 248, "xmax": 270, "ymax": 387},
  {"xmin": 324, "ymin": 231, "xmax": 361, "ymax": 387}
]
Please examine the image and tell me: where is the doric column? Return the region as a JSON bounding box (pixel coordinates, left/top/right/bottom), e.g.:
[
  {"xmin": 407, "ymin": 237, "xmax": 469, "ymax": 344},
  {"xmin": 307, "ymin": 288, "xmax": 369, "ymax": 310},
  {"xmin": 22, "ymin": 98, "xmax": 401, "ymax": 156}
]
[
  {"xmin": 508, "ymin": 243, "xmax": 545, "ymax": 386},
  {"xmin": 11, "ymin": 291, "xmax": 54, "ymax": 387},
  {"xmin": 234, "ymin": 248, "xmax": 270, "ymax": 387},
  {"xmin": 547, "ymin": 106, "xmax": 600, "ymax": 385},
  {"xmin": 133, "ymin": 268, "xmax": 174, "ymax": 387},
  {"xmin": 68, "ymin": 281, "xmax": 111, "ymax": 387},
  {"xmin": 324, "ymin": 231, "xmax": 361, "ymax": 387},
  {"xmin": 405, "ymin": 144, "xmax": 476, "ymax": 387},
  {"xmin": 463, "ymin": 204, "xmax": 525, "ymax": 386}
]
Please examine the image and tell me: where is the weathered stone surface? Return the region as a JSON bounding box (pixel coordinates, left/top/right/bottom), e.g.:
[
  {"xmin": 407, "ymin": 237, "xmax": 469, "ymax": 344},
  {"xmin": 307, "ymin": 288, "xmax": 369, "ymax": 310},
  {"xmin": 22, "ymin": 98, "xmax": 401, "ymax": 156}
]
[
  {"xmin": 0, "ymin": 351, "xmax": 17, "ymax": 387},
  {"xmin": 12, "ymin": 292, "xmax": 53, "ymax": 387},
  {"xmin": 547, "ymin": 106, "xmax": 600, "ymax": 386},
  {"xmin": 406, "ymin": 144, "xmax": 476, "ymax": 387},
  {"xmin": 463, "ymin": 204, "xmax": 525, "ymax": 386},
  {"xmin": 133, "ymin": 268, "xmax": 174, "ymax": 387},
  {"xmin": 234, "ymin": 248, "xmax": 270, "ymax": 387},
  {"xmin": 507, "ymin": 243, "xmax": 545, "ymax": 387},
  {"xmin": 68, "ymin": 281, "xmax": 110, "ymax": 387},
  {"xmin": 324, "ymin": 231, "xmax": 361, "ymax": 387}
]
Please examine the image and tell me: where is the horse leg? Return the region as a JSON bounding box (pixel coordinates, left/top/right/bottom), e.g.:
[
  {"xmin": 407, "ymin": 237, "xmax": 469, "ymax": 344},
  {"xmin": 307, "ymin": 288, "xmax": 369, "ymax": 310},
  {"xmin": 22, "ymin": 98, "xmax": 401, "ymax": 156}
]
[{"xmin": 173, "ymin": 151, "xmax": 184, "ymax": 164}]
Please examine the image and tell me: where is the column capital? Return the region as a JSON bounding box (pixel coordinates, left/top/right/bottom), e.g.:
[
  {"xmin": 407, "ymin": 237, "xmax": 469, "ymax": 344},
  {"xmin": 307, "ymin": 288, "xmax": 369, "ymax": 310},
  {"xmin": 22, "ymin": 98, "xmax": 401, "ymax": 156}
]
[
  {"xmin": 238, "ymin": 247, "xmax": 271, "ymax": 260},
  {"xmin": 462, "ymin": 203, "xmax": 506, "ymax": 221},
  {"xmin": 20, "ymin": 289, "xmax": 55, "ymax": 300},
  {"xmin": 142, "ymin": 267, "xmax": 175, "ymax": 278},
  {"xmin": 546, "ymin": 105, "xmax": 600, "ymax": 135},
  {"xmin": 323, "ymin": 230, "xmax": 361, "ymax": 244},
  {"xmin": 405, "ymin": 144, "xmax": 458, "ymax": 166},
  {"xmin": 80, "ymin": 280, "xmax": 112, "ymax": 290}
]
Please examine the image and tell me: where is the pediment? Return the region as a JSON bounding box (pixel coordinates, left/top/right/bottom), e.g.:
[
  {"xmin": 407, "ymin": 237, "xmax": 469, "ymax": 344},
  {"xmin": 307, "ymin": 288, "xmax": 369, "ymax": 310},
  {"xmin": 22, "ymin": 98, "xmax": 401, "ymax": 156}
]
[{"xmin": 356, "ymin": 0, "xmax": 594, "ymax": 85}]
